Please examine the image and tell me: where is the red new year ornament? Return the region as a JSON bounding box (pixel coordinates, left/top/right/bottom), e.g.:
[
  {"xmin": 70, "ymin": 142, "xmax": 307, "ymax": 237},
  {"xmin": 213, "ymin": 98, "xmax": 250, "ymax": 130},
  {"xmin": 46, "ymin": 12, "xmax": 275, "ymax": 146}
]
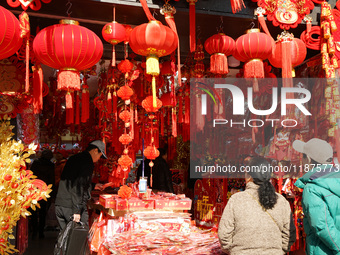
[
  {"xmin": 118, "ymin": 154, "xmax": 133, "ymax": 171},
  {"xmin": 142, "ymin": 96, "xmax": 162, "ymax": 113},
  {"xmin": 0, "ymin": 6, "xmax": 23, "ymax": 60},
  {"xmin": 119, "ymin": 110, "xmax": 131, "ymax": 122},
  {"xmin": 33, "ymin": 19, "xmax": 103, "ymax": 91},
  {"xmin": 144, "ymin": 145, "xmax": 159, "ymax": 160},
  {"xmin": 118, "ymin": 59, "xmax": 134, "ymax": 78},
  {"xmin": 119, "ymin": 133, "xmax": 132, "ymax": 145},
  {"xmin": 129, "ymin": 20, "xmax": 178, "ymax": 108},
  {"xmin": 234, "ymin": 28, "xmax": 272, "ymax": 91},
  {"xmin": 204, "ymin": 33, "xmax": 235, "ymax": 74},
  {"xmin": 117, "ymin": 85, "xmax": 134, "ymax": 101},
  {"xmin": 102, "ymin": 21, "xmax": 126, "ymax": 66}
]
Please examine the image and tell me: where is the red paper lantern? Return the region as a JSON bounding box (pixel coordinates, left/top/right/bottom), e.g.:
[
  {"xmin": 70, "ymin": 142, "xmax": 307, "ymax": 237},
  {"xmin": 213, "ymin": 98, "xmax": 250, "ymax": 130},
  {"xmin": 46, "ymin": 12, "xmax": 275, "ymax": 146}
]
[
  {"xmin": 118, "ymin": 154, "xmax": 133, "ymax": 171},
  {"xmin": 118, "ymin": 60, "xmax": 134, "ymax": 74},
  {"xmin": 117, "ymin": 85, "xmax": 133, "ymax": 101},
  {"xmin": 119, "ymin": 110, "xmax": 131, "ymax": 122},
  {"xmin": 33, "ymin": 19, "xmax": 103, "ymax": 91},
  {"xmin": 234, "ymin": 29, "xmax": 272, "ymax": 79},
  {"xmin": 119, "ymin": 133, "xmax": 132, "ymax": 145},
  {"xmin": 204, "ymin": 33, "xmax": 235, "ymax": 74},
  {"xmin": 160, "ymin": 92, "xmax": 173, "ymax": 107},
  {"xmin": 123, "ymin": 24, "xmax": 133, "ymax": 44},
  {"xmin": 0, "ymin": 6, "xmax": 23, "ymax": 60},
  {"xmin": 118, "ymin": 185, "xmax": 132, "ymax": 199},
  {"xmin": 144, "ymin": 145, "xmax": 160, "ymax": 160},
  {"xmin": 102, "ymin": 21, "xmax": 126, "ymax": 66},
  {"xmin": 142, "ymin": 96, "xmax": 162, "ymax": 113},
  {"xmin": 130, "ymin": 20, "xmax": 178, "ymax": 108},
  {"xmin": 268, "ymin": 37, "xmax": 307, "ymax": 77}
]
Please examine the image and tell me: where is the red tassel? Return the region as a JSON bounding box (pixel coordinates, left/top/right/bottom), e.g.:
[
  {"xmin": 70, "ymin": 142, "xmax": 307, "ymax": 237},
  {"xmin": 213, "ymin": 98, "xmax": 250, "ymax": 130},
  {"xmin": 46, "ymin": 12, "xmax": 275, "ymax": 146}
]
[
  {"xmin": 75, "ymin": 92, "xmax": 80, "ymax": 125},
  {"xmin": 58, "ymin": 70, "xmax": 80, "ymax": 91},
  {"xmin": 140, "ymin": 0, "xmax": 156, "ymax": 21},
  {"xmin": 164, "ymin": 10, "xmax": 182, "ymax": 87},
  {"xmin": 210, "ymin": 53, "xmax": 229, "ymax": 74},
  {"xmin": 33, "ymin": 64, "xmax": 43, "ymax": 113},
  {"xmin": 258, "ymin": 15, "xmax": 272, "ymax": 38},
  {"xmin": 66, "ymin": 92, "xmax": 73, "ymax": 109},
  {"xmin": 188, "ymin": 0, "xmax": 197, "ymax": 52},
  {"xmin": 112, "ymin": 45, "xmax": 116, "ymax": 67},
  {"xmin": 244, "ymin": 59, "xmax": 264, "ymax": 78},
  {"xmin": 107, "ymin": 91, "xmax": 112, "ymax": 114},
  {"xmin": 178, "ymin": 94, "xmax": 183, "ymax": 123},
  {"xmin": 81, "ymin": 85, "xmax": 89, "ymax": 123},
  {"xmin": 161, "ymin": 109, "xmax": 165, "ymax": 136},
  {"xmin": 172, "ymin": 108, "xmax": 177, "ymax": 137},
  {"xmin": 184, "ymin": 94, "xmax": 190, "ymax": 124},
  {"xmin": 25, "ymin": 40, "xmax": 30, "ymax": 93},
  {"xmin": 282, "ymin": 40, "xmax": 293, "ymax": 89},
  {"xmin": 150, "ymin": 170, "xmax": 153, "ymax": 187},
  {"xmin": 130, "ymin": 105, "xmax": 134, "ymax": 139},
  {"xmin": 230, "ymin": 0, "xmax": 245, "ymax": 13}
]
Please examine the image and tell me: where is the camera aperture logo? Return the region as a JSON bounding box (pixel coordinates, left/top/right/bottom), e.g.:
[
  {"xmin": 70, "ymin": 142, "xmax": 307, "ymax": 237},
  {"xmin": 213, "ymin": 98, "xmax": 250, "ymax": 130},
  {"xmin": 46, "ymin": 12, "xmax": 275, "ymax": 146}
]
[{"xmin": 199, "ymin": 83, "xmax": 311, "ymax": 128}]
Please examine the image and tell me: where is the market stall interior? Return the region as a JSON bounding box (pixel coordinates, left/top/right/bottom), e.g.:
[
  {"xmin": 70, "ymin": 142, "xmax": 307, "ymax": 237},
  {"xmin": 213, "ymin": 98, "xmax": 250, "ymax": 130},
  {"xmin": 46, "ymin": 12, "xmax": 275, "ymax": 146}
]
[{"xmin": 1, "ymin": 0, "xmax": 340, "ymax": 254}]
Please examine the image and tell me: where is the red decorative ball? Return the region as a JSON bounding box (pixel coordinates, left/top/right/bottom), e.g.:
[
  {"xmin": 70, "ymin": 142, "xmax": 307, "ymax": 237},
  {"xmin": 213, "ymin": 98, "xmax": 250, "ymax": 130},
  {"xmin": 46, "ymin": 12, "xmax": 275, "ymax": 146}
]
[
  {"xmin": 119, "ymin": 133, "xmax": 132, "ymax": 145},
  {"xmin": 117, "ymin": 85, "xmax": 134, "ymax": 100},
  {"xmin": 142, "ymin": 96, "xmax": 162, "ymax": 113},
  {"xmin": 0, "ymin": 6, "xmax": 23, "ymax": 60},
  {"xmin": 144, "ymin": 145, "xmax": 160, "ymax": 160}
]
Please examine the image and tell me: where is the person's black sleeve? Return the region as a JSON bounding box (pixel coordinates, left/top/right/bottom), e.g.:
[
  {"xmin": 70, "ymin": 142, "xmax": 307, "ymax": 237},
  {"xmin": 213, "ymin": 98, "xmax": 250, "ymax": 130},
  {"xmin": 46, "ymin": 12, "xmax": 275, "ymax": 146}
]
[{"xmin": 165, "ymin": 164, "xmax": 174, "ymax": 193}]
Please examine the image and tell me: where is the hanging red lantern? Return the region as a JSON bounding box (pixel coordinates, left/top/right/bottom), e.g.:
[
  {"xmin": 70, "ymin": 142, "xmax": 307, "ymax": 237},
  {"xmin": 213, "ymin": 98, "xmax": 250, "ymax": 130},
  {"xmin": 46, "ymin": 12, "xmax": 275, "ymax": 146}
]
[
  {"xmin": 117, "ymin": 85, "xmax": 134, "ymax": 101},
  {"xmin": 119, "ymin": 110, "xmax": 131, "ymax": 122},
  {"xmin": 102, "ymin": 21, "xmax": 126, "ymax": 66},
  {"xmin": 268, "ymin": 36, "xmax": 307, "ymax": 78},
  {"xmin": 144, "ymin": 145, "xmax": 160, "ymax": 160},
  {"xmin": 0, "ymin": 6, "xmax": 23, "ymax": 60},
  {"xmin": 33, "ymin": 19, "xmax": 103, "ymax": 91},
  {"xmin": 142, "ymin": 96, "xmax": 163, "ymax": 113},
  {"xmin": 204, "ymin": 33, "xmax": 235, "ymax": 74},
  {"xmin": 129, "ymin": 20, "xmax": 178, "ymax": 108},
  {"xmin": 119, "ymin": 133, "xmax": 132, "ymax": 145},
  {"xmin": 234, "ymin": 28, "xmax": 272, "ymax": 91},
  {"xmin": 118, "ymin": 154, "xmax": 133, "ymax": 171}
]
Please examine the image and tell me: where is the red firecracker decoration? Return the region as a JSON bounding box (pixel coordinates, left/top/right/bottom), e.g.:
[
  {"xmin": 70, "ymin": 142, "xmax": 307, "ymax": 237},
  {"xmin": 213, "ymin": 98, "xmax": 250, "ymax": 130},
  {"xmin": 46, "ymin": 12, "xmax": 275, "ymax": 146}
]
[
  {"xmin": 119, "ymin": 133, "xmax": 132, "ymax": 145},
  {"xmin": 117, "ymin": 85, "xmax": 134, "ymax": 101},
  {"xmin": 269, "ymin": 34, "xmax": 307, "ymax": 79},
  {"xmin": 129, "ymin": 20, "xmax": 178, "ymax": 108},
  {"xmin": 234, "ymin": 28, "xmax": 272, "ymax": 92},
  {"xmin": 142, "ymin": 96, "xmax": 163, "ymax": 113},
  {"xmin": 204, "ymin": 33, "xmax": 235, "ymax": 74},
  {"xmin": 187, "ymin": 0, "xmax": 197, "ymax": 52},
  {"xmin": 102, "ymin": 21, "xmax": 126, "ymax": 66},
  {"xmin": 0, "ymin": 6, "xmax": 23, "ymax": 60},
  {"xmin": 118, "ymin": 154, "xmax": 133, "ymax": 171},
  {"xmin": 33, "ymin": 19, "xmax": 103, "ymax": 91}
]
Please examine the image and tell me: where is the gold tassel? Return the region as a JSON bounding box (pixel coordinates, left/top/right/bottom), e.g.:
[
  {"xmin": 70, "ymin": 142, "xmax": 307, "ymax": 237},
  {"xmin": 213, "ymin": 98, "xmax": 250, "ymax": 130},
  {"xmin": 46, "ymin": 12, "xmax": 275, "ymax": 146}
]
[
  {"xmin": 152, "ymin": 76, "xmax": 157, "ymax": 108},
  {"xmin": 146, "ymin": 55, "xmax": 160, "ymax": 76}
]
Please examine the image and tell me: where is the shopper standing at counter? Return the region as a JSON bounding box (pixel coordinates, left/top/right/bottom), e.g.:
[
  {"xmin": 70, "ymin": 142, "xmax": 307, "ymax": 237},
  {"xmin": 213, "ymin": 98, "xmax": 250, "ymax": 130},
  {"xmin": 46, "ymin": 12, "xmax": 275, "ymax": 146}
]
[
  {"xmin": 218, "ymin": 157, "xmax": 296, "ymax": 254},
  {"xmin": 55, "ymin": 140, "xmax": 107, "ymax": 230}
]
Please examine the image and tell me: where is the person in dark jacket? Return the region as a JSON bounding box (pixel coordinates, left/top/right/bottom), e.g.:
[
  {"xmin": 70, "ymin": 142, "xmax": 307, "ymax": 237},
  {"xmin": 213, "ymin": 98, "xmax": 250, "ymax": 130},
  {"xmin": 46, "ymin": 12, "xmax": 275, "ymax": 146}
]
[
  {"xmin": 151, "ymin": 148, "xmax": 174, "ymax": 193},
  {"xmin": 293, "ymin": 138, "xmax": 340, "ymax": 255},
  {"xmin": 55, "ymin": 140, "xmax": 106, "ymax": 230},
  {"xmin": 30, "ymin": 149, "xmax": 55, "ymax": 239}
]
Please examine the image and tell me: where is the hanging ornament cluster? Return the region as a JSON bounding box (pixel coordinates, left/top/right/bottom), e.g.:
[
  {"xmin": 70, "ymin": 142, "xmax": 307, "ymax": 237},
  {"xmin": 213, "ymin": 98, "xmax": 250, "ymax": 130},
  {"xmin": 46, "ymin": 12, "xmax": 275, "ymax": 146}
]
[
  {"xmin": 320, "ymin": 2, "xmax": 338, "ymax": 79},
  {"xmin": 102, "ymin": 7, "xmax": 126, "ymax": 67},
  {"xmin": 194, "ymin": 40, "xmax": 205, "ymax": 77},
  {"xmin": 33, "ymin": 19, "xmax": 103, "ymax": 124},
  {"xmin": 234, "ymin": 28, "xmax": 272, "ymax": 92},
  {"xmin": 204, "ymin": 33, "xmax": 235, "ymax": 75}
]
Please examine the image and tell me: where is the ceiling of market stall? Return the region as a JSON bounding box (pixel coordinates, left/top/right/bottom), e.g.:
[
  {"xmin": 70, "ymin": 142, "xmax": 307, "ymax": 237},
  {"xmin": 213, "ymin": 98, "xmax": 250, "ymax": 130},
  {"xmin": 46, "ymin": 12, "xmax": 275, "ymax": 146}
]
[{"xmin": 5, "ymin": 0, "xmax": 328, "ymax": 63}]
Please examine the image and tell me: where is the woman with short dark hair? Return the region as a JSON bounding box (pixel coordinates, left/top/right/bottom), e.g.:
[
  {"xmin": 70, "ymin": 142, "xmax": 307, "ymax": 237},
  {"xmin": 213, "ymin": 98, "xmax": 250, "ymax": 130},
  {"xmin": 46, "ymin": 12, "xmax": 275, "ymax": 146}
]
[{"xmin": 218, "ymin": 157, "xmax": 296, "ymax": 255}]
